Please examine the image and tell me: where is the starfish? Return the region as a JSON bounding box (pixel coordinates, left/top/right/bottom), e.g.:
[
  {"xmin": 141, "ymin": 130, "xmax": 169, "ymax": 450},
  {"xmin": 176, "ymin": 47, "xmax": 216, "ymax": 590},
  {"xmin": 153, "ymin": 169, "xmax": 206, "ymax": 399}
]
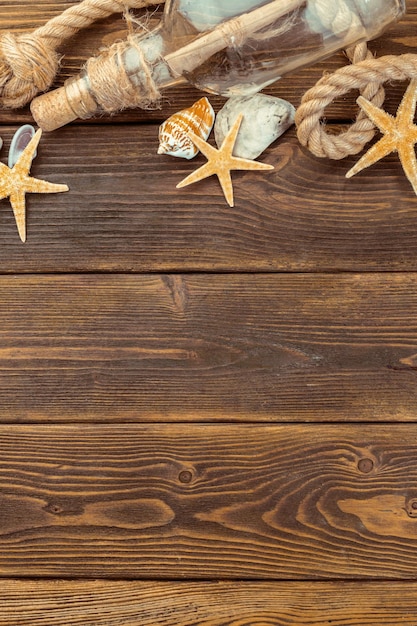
[
  {"xmin": 0, "ymin": 128, "xmax": 69, "ymax": 242},
  {"xmin": 176, "ymin": 113, "xmax": 274, "ymax": 207},
  {"xmin": 346, "ymin": 79, "xmax": 417, "ymax": 194}
]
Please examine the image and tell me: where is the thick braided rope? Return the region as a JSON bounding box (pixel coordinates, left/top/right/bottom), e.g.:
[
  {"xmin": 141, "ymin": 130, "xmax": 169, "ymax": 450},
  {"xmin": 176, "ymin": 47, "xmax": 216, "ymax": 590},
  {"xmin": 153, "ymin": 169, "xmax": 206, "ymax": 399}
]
[
  {"xmin": 0, "ymin": 0, "xmax": 165, "ymax": 110},
  {"xmin": 295, "ymin": 47, "xmax": 417, "ymax": 159}
]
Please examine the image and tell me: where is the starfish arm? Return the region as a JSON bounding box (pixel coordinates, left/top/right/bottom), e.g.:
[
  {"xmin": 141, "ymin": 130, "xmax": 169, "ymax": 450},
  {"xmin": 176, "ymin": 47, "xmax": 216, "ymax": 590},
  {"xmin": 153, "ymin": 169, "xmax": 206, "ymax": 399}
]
[
  {"xmin": 9, "ymin": 189, "xmax": 26, "ymax": 242},
  {"xmin": 217, "ymin": 169, "xmax": 234, "ymax": 207},
  {"xmin": 229, "ymin": 155, "xmax": 274, "ymax": 172},
  {"xmin": 397, "ymin": 79, "xmax": 417, "ymax": 126},
  {"xmin": 0, "ymin": 161, "xmax": 11, "ymax": 176},
  {"xmin": 221, "ymin": 114, "xmax": 244, "ymax": 157},
  {"xmin": 185, "ymin": 129, "xmax": 219, "ymax": 161},
  {"xmin": 23, "ymin": 176, "xmax": 69, "ymax": 194},
  {"xmin": 176, "ymin": 162, "xmax": 216, "ymax": 189},
  {"xmin": 409, "ymin": 128, "xmax": 417, "ymax": 144},
  {"xmin": 13, "ymin": 129, "xmax": 43, "ymax": 177},
  {"xmin": 357, "ymin": 96, "xmax": 395, "ymax": 133},
  {"xmin": 346, "ymin": 135, "xmax": 396, "ymax": 178},
  {"xmin": 398, "ymin": 141, "xmax": 417, "ymax": 196},
  {"xmin": 0, "ymin": 161, "xmax": 14, "ymax": 199}
]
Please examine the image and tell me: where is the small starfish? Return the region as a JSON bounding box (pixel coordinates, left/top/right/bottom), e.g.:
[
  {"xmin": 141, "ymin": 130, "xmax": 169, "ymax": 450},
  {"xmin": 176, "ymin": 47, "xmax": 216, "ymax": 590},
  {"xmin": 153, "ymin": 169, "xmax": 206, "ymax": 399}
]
[
  {"xmin": 346, "ymin": 79, "xmax": 417, "ymax": 194},
  {"xmin": 0, "ymin": 128, "xmax": 69, "ymax": 242},
  {"xmin": 176, "ymin": 113, "xmax": 274, "ymax": 207}
]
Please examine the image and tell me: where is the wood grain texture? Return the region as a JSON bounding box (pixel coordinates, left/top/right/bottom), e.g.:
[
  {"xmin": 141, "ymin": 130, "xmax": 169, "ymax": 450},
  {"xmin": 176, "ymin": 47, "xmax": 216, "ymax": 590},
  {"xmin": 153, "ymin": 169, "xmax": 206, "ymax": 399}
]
[
  {"xmin": 0, "ymin": 1, "xmax": 414, "ymax": 124},
  {"xmin": 0, "ymin": 424, "xmax": 417, "ymax": 578},
  {"xmin": 1, "ymin": 1, "xmax": 417, "ymax": 615},
  {"xmin": 0, "ymin": 124, "xmax": 416, "ymax": 270},
  {"xmin": 1, "ymin": 580, "xmax": 417, "ymax": 625},
  {"xmin": 0, "ymin": 273, "xmax": 416, "ymax": 422}
]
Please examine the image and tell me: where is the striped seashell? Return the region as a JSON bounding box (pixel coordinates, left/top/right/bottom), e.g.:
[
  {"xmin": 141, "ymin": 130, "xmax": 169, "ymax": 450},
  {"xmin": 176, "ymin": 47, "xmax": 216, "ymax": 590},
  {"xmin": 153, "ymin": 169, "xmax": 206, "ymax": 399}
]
[{"xmin": 157, "ymin": 97, "xmax": 215, "ymax": 160}]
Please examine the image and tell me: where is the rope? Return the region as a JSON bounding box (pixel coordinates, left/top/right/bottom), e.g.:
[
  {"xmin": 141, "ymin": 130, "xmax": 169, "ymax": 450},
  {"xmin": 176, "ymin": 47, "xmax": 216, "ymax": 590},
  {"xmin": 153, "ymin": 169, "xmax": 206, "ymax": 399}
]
[
  {"xmin": 294, "ymin": 46, "xmax": 417, "ymax": 159},
  {"xmin": 86, "ymin": 33, "xmax": 161, "ymax": 112},
  {"xmin": 0, "ymin": 0, "xmax": 165, "ymax": 110}
]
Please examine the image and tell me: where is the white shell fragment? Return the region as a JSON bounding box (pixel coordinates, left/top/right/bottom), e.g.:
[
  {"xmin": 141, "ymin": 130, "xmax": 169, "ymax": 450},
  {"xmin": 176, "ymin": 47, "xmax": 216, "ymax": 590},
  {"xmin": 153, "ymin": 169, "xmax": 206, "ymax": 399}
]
[
  {"xmin": 8, "ymin": 124, "xmax": 36, "ymax": 168},
  {"xmin": 158, "ymin": 97, "xmax": 215, "ymax": 160},
  {"xmin": 214, "ymin": 94, "xmax": 295, "ymax": 159}
]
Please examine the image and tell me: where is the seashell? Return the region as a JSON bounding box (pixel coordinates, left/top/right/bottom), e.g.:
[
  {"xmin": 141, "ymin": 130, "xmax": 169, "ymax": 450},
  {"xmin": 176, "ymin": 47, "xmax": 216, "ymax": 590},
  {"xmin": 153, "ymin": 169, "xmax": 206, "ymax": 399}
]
[
  {"xmin": 158, "ymin": 97, "xmax": 215, "ymax": 159},
  {"xmin": 214, "ymin": 94, "xmax": 295, "ymax": 160},
  {"xmin": 8, "ymin": 124, "xmax": 36, "ymax": 168}
]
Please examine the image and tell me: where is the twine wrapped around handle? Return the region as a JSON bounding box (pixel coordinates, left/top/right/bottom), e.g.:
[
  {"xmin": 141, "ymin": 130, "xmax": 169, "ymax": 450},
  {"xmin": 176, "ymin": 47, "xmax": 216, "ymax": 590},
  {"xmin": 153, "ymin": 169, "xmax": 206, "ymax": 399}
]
[{"xmin": 0, "ymin": 0, "xmax": 165, "ymax": 110}]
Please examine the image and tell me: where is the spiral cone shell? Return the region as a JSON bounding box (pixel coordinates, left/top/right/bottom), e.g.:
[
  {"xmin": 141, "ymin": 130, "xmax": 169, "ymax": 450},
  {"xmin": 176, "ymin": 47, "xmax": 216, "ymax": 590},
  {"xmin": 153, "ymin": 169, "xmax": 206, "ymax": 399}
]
[{"xmin": 158, "ymin": 97, "xmax": 215, "ymax": 159}]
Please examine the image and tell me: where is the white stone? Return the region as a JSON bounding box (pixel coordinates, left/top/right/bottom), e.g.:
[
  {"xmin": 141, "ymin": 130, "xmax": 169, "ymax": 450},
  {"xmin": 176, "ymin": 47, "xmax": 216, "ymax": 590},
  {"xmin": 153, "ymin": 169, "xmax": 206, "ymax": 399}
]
[{"xmin": 214, "ymin": 94, "xmax": 295, "ymax": 159}]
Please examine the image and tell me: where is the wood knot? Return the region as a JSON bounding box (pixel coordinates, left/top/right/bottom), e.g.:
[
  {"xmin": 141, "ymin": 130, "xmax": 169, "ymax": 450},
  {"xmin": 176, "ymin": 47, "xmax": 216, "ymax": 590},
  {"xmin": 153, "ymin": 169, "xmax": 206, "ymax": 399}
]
[
  {"xmin": 162, "ymin": 275, "xmax": 189, "ymax": 315},
  {"xmin": 406, "ymin": 498, "xmax": 417, "ymax": 518},
  {"xmin": 44, "ymin": 499, "xmax": 84, "ymax": 516},
  {"xmin": 0, "ymin": 32, "xmax": 59, "ymax": 108},
  {"xmin": 357, "ymin": 458, "xmax": 374, "ymax": 474},
  {"xmin": 178, "ymin": 470, "xmax": 194, "ymax": 484}
]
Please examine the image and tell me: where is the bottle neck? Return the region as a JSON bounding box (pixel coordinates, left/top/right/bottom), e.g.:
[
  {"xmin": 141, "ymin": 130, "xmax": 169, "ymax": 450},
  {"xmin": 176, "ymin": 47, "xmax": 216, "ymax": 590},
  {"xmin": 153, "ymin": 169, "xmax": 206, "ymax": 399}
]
[
  {"xmin": 80, "ymin": 28, "xmax": 188, "ymax": 119},
  {"xmin": 123, "ymin": 26, "xmax": 186, "ymax": 92}
]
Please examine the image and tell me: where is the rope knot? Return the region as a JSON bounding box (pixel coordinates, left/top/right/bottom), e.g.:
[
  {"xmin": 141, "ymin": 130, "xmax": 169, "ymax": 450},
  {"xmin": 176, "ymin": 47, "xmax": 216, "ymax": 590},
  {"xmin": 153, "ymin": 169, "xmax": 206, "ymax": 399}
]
[
  {"xmin": 0, "ymin": 31, "xmax": 59, "ymax": 109},
  {"xmin": 295, "ymin": 43, "xmax": 389, "ymax": 159}
]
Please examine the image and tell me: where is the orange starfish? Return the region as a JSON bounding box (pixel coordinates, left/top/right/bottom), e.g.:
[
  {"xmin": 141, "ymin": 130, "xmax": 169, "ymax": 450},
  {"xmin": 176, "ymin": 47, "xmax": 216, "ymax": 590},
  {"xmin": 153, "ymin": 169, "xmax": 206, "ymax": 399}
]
[
  {"xmin": 176, "ymin": 113, "xmax": 274, "ymax": 207},
  {"xmin": 346, "ymin": 79, "xmax": 417, "ymax": 194},
  {"xmin": 0, "ymin": 129, "xmax": 69, "ymax": 242}
]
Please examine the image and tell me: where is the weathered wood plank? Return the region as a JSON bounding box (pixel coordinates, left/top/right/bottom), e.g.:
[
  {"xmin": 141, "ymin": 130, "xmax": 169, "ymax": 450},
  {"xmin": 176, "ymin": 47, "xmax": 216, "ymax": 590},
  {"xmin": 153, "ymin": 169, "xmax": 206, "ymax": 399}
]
[
  {"xmin": 0, "ymin": 424, "xmax": 417, "ymax": 578},
  {"xmin": 1, "ymin": 580, "xmax": 417, "ymax": 625},
  {"xmin": 0, "ymin": 1, "xmax": 414, "ymax": 124},
  {"xmin": 0, "ymin": 273, "xmax": 416, "ymax": 422},
  {"xmin": 0, "ymin": 124, "xmax": 416, "ymax": 271}
]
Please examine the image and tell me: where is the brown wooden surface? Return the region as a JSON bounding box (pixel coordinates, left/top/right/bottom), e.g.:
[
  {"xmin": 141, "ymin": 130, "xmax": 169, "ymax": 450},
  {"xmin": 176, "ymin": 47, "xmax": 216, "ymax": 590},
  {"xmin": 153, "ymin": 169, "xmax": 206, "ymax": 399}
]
[
  {"xmin": 0, "ymin": 123, "xmax": 416, "ymax": 271},
  {"xmin": 1, "ymin": 0, "xmax": 417, "ymax": 622},
  {"xmin": 0, "ymin": 423, "xmax": 416, "ymax": 579},
  {"xmin": 0, "ymin": 7, "xmax": 415, "ymax": 270},
  {"xmin": 0, "ymin": 580, "xmax": 417, "ymax": 625},
  {"xmin": 0, "ymin": 273, "xmax": 416, "ymax": 422}
]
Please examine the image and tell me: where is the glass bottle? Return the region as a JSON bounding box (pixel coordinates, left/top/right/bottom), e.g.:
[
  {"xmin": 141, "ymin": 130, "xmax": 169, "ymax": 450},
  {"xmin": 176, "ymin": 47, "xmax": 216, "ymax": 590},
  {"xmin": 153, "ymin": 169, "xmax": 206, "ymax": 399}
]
[{"xmin": 31, "ymin": 0, "xmax": 406, "ymax": 130}]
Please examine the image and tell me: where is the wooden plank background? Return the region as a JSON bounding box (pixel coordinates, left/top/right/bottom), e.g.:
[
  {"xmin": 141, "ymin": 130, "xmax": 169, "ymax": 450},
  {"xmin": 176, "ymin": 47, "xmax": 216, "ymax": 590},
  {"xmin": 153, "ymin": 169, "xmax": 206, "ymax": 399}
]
[
  {"xmin": 1, "ymin": 0, "xmax": 417, "ymax": 623},
  {"xmin": 0, "ymin": 123, "xmax": 416, "ymax": 272},
  {"xmin": 1, "ymin": 580, "xmax": 417, "ymax": 625},
  {"xmin": 0, "ymin": 273, "xmax": 416, "ymax": 422},
  {"xmin": 0, "ymin": 6, "xmax": 415, "ymax": 271},
  {"xmin": 0, "ymin": 423, "xmax": 416, "ymax": 579}
]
